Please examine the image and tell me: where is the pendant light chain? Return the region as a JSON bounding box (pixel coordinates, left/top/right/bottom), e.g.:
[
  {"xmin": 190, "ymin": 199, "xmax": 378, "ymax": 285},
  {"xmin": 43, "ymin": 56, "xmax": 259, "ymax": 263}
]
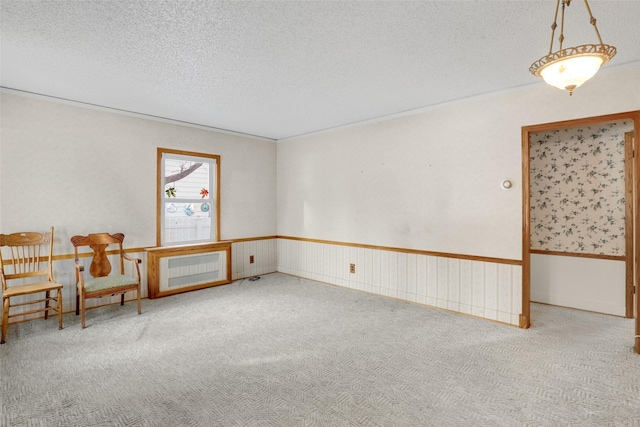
[
  {"xmin": 548, "ymin": 0, "xmax": 561, "ymax": 55},
  {"xmin": 559, "ymin": 0, "xmax": 567, "ymax": 51},
  {"xmin": 583, "ymin": 0, "xmax": 605, "ymax": 45}
]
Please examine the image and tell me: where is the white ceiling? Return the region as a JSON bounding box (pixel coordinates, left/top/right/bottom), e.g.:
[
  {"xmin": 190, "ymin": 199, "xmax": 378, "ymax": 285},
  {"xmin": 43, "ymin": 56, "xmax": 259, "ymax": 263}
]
[{"xmin": 2, "ymin": 1, "xmax": 639, "ymax": 140}]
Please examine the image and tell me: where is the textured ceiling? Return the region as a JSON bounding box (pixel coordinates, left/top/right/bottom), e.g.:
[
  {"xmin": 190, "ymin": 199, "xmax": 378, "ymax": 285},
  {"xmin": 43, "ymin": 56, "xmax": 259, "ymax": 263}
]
[{"xmin": 2, "ymin": 1, "xmax": 639, "ymax": 140}]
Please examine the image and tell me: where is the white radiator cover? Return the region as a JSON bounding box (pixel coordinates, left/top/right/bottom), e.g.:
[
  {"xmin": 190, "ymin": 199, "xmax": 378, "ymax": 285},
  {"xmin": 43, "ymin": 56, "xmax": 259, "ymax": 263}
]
[{"xmin": 159, "ymin": 250, "xmax": 227, "ymax": 293}]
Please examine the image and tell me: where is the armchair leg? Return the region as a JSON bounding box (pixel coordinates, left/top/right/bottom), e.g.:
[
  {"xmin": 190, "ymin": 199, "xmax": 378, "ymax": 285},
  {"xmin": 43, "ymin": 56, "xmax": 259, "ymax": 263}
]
[
  {"xmin": 80, "ymin": 290, "xmax": 86, "ymax": 329},
  {"xmin": 44, "ymin": 290, "xmax": 50, "ymax": 320},
  {"xmin": 76, "ymin": 293, "xmax": 80, "ymax": 315},
  {"xmin": 121, "ymin": 294, "xmax": 125, "ymax": 306},
  {"xmin": 137, "ymin": 289, "xmax": 141, "ymax": 315},
  {"xmin": 1, "ymin": 297, "xmax": 8, "ymax": 344},
  {"xmin": 57, "ymin": 289, "xmax": 63, "ymax": 330}
]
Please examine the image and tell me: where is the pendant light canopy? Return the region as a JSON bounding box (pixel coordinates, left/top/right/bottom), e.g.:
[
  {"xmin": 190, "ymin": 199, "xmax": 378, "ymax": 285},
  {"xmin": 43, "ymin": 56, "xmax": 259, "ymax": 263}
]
[{"xmin": 530, "ymin": 0, "xmax": 616, "ymax": 95}]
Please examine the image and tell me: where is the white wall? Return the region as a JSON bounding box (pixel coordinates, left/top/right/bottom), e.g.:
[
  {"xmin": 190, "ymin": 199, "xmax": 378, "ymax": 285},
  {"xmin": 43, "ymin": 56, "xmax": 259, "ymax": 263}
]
[
  {"xmin": 276, "ymin": 63, "xmax": 640, "ymax": 324},
  {"xmin": 531, "ymin": 254, "xmax": 625, "ymax": 316},
  {"xmin": 1, "ymin": 63, "xmax": 638, "ymax": 326},
  {"xmin": 277, "ymin": 63, "xmax": 640, "ymax": 261},
  {"xmin": 0, "ymin": 91, "xmax": 277, "ymax": 255}
]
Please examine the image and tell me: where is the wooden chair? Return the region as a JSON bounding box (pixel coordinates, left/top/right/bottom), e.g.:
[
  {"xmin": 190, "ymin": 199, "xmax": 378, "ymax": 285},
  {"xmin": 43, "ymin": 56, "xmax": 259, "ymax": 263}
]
[
  {"xmin": 70, "ymin": 232, "xmax": 141, "ymax": 328},
  {"xmin": 1, "ymin": 227, "xmax": 64, "ymax": 344}
]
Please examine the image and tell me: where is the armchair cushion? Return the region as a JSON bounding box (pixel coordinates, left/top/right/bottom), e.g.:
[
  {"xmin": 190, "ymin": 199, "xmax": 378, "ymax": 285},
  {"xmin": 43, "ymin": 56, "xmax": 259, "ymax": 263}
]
[{"xmin": 81, "ymin": 274, "xmax": 138, "ymax": 294}]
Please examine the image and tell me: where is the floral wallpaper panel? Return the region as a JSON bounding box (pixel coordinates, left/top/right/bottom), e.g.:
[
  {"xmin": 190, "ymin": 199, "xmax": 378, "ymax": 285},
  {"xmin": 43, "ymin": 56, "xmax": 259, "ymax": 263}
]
[{"xmin": 530, "ymin": 120, "xmax": 634, "ymax": 256}]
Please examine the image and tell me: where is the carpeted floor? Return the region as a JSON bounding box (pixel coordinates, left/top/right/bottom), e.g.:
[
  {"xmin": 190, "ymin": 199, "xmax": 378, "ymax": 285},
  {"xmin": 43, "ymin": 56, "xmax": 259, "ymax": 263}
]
[{"xmin": 1, "ymin": 273, "xmax": 638, "ymax": 426}]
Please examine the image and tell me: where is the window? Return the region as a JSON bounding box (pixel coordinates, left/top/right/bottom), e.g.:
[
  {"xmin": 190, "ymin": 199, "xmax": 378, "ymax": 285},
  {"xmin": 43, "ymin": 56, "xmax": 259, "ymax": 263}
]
[{"xmin": 157, "ymin": 148, "xmax": 220, "ymax": 246}]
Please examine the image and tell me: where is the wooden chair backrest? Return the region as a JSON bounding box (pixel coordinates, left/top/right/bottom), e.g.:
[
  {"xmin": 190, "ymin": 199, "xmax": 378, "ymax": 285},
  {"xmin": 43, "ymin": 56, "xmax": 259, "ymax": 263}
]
[
  {"xmin": 0, "ymin": 228, "xmax": 55, "ymax": 289},
  {"xmin": 70, "ymin": 233, "xmax": 126, "ymax": 278}
]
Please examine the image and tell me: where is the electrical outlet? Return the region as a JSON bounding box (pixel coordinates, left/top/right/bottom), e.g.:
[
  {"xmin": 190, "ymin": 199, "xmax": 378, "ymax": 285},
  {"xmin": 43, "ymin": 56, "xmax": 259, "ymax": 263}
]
[
  {"xmin": 250, "ymin": 255, "xmax": 255, "ymax": 264},
  {"xmin": 350, "ymin": 263, "xmax": 355, "ymax": 274}
]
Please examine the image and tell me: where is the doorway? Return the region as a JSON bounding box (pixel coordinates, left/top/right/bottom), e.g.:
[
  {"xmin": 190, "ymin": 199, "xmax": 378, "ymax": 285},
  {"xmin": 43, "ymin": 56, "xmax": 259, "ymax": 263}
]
[{"xmin": 521, "ymin": 111, "xmax": 640, "ymax": 354}]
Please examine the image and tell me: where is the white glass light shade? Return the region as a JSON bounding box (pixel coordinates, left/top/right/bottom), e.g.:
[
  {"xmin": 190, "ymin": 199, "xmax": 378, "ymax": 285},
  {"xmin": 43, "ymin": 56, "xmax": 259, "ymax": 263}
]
[
  {"xmin": 530, "ymin": 44, "xmax": 616, "ymax": 95},
  {"xmin": 538, "ymin": 54, "xmax": 603, "ymax": 93}
]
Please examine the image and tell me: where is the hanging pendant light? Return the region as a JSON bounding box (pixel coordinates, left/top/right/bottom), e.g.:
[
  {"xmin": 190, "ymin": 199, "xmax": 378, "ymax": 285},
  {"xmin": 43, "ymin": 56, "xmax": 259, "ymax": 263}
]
[{"xmin": 530, "ymin": 0, "xmax": 616, "ymax": 95}]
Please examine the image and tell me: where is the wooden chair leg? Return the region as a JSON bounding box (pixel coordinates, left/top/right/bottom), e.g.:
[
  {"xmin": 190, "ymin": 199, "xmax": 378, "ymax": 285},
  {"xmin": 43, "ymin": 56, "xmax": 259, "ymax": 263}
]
[
  {"xmin": 137, "ymin": 289, "xmax": 141, "ymax": 315},
  {"xmin": 1, "ymin": 297, "xmax": 9, "ymax": 344},
  {"xmin": 121, "ymin": 293, "xmax": 125, "ymax": 306},
  {"xmin": 80, "ymin": 291, "xmax": 86, "ymax": 329},
  {"xmin": 57, "ymin": 289, "xmax": 63, "ymax": 330},
  {"xmin": 44, "ymin": 290, "xmax": 50, "ymax": 320},
  {"xmin": 75, "ymin": 292, "xmax": 80, "ymax": 315}
]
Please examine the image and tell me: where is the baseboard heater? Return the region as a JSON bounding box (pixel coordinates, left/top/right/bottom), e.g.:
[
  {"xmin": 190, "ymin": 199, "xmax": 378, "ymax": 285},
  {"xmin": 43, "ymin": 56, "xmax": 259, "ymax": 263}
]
[{"xmin": 146, "ymin": 242, "xmax": 232, "ymax": 298}]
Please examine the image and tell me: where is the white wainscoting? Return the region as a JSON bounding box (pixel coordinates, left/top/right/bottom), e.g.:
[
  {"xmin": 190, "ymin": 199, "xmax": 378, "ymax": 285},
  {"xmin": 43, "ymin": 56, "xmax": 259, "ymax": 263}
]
[
  {"xmin": 231, "ymin": 239, "xmax": 277, "ymax": 280},
  {"xmin": 277, "ymin": 238, "xmax": 523, "ymax": 326},
  {"xmin": 530, "ymin": 253, "xmax": 626, "ymax": 316}
]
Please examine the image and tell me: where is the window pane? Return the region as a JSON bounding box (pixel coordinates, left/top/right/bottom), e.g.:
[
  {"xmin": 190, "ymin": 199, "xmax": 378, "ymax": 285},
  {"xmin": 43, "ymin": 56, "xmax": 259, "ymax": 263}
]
[
  {"xmin": 164, "ymin": 202, "xmax": 212, "ymax": 244},
  {"xmin": 164, "ymin": 160, "xmax": 211, "ymax": 200}
]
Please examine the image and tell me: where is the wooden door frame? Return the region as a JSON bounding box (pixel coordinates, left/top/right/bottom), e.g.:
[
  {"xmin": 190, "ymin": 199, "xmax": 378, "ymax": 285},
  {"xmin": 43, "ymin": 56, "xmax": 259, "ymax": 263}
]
[
  {"xmin": 625, "ymin": 131, "xmax": 636, "ymax": 318},
  {"xmin": 521, "ymin": 111, "xmax": 640, "ymax": 355}
]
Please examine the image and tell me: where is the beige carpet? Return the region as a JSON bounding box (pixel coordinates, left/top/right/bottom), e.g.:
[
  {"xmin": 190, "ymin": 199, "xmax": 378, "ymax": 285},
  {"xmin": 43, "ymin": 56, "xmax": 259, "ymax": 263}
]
[{"xmin": 1, "ymin": 273, "xmax": 638, "ymax": 426}]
